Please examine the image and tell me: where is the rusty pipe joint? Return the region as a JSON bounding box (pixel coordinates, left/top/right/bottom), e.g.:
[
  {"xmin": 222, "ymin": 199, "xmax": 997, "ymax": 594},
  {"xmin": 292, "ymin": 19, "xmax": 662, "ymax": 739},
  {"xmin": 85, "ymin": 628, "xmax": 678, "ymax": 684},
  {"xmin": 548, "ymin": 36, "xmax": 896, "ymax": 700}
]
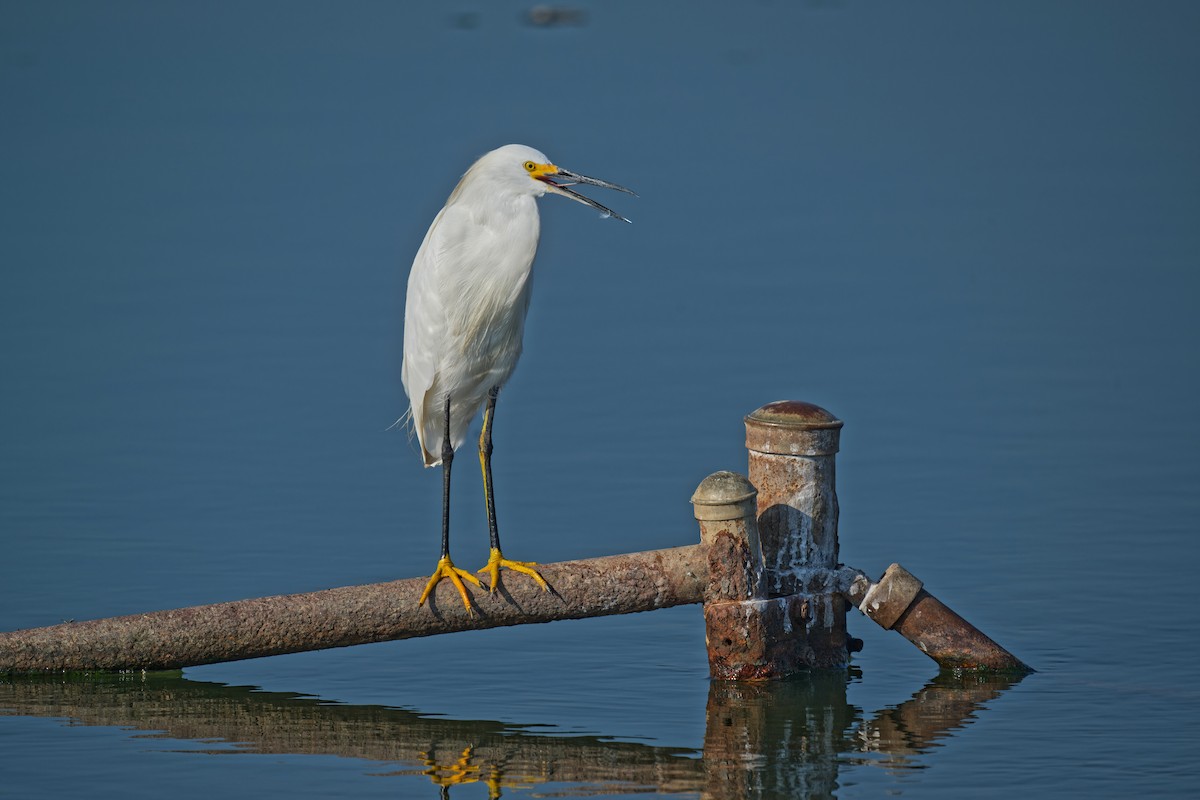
[{"xmin": 858, "ymin": 563, "xmax": 924, "ymax": 629}]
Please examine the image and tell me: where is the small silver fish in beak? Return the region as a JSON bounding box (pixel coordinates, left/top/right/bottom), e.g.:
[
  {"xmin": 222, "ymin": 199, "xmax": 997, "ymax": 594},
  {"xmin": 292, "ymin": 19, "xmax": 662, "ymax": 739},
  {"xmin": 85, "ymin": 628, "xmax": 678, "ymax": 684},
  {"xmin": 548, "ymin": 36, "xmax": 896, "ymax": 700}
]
[{"xmin": 535, "ymin": 166, "xmax": 637, "ymax": 223}]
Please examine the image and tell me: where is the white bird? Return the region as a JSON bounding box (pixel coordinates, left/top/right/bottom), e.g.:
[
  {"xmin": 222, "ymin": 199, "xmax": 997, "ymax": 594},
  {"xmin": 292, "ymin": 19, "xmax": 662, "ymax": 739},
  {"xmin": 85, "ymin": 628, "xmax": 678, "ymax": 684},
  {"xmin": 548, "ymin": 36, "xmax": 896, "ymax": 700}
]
[{"xmin": 402, "ymin": 143, "xmax": 634, "ymax": 611}]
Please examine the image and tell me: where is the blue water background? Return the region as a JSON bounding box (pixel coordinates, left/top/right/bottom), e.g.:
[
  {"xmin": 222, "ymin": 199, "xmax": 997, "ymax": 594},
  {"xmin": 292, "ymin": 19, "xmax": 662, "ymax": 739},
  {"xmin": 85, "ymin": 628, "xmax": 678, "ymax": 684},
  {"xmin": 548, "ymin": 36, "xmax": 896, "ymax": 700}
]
[{"xmin": 2, "ymin": 1, "xmax": 1198, "ymax": 797}]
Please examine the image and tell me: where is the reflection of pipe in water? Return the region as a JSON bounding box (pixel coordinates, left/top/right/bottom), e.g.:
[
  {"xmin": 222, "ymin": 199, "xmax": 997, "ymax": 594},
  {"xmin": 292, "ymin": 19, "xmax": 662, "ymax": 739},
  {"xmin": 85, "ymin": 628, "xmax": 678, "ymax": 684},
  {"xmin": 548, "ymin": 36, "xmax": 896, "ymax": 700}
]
[
  {"xmin": 701, "ymin": 670, "xmax": 1028, "ymax": 798},
  {"xmin": 0, "ymin": 673, "xmax": 703, "ymax": 797},
  {"xmin": 2, "ymin": 669, "xmax": 1028, "ymax": 798},
  {"xmin": 851, "ymin": 670, "xmax": 1027, "ymax": 771}
]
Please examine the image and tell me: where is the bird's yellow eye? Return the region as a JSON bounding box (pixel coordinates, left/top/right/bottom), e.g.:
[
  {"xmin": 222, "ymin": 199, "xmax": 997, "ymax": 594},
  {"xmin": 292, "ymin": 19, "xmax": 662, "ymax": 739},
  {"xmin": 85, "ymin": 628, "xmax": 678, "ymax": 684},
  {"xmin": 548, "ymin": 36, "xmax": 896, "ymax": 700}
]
[{"xmin": 523, "ymin": 161, "xmax": 537, "ymax": 172}]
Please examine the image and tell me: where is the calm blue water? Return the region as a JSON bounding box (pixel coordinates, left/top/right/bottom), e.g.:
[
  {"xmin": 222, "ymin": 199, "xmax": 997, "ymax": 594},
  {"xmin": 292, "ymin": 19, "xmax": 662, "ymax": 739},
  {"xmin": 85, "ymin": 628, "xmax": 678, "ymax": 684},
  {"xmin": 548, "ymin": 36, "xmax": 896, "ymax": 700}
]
[{"xmin": 3, "ymin": 1, "xmax": 1198, "ymax": 797}]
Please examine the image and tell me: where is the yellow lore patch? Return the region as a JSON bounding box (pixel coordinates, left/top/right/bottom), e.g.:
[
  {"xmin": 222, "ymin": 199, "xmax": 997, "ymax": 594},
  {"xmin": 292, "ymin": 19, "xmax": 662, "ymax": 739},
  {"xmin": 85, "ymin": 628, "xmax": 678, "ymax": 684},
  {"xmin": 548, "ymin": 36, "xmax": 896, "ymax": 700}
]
[{"xmin": 524, "ymin": 161, "xmax": 558, "ymax": 180}]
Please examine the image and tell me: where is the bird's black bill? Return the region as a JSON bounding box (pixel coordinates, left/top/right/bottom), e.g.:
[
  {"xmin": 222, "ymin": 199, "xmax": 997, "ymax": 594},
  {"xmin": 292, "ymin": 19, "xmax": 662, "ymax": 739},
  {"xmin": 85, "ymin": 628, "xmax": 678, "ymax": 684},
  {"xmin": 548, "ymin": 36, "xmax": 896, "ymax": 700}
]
[
  {"xmin": 539, "ymin": 168, "xmax": 635, "ymax": 223},
  {"xmin": 554, "ymin": 169, "xmax": 637, "ymax": 196}
]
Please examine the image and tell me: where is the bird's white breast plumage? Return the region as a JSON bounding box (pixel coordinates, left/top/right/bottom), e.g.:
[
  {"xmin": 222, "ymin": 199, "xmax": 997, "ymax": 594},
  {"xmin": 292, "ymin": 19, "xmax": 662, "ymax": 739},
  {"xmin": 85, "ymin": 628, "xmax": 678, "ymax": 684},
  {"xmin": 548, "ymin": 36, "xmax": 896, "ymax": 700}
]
[{"xmin": 402, "ymin": 145, "xmax": 547, "ymax": 466}]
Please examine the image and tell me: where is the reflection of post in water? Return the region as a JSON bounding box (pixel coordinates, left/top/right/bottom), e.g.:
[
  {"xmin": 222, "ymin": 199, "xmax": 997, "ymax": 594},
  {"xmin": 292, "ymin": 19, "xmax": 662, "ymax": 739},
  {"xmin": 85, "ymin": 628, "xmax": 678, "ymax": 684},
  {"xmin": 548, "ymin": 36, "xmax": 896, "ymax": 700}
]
[
  {"xmin": 702, "ymin": 669, "xmax": 1030, "ymax": 798},
  {"xmin": 703, "ymin": 672, "xmax": 860, "ymax": 799},
  {"xmin": 1, "ymin": 669, "xmax": 1027, "ymax": 798}
]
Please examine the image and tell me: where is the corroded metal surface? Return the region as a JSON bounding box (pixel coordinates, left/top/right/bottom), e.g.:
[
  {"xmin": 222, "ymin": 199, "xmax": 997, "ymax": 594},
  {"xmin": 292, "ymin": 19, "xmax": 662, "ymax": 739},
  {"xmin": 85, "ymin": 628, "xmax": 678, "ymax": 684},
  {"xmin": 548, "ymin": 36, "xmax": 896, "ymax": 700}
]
[
  {"xmin": 703, "ymin": 594, "xmax": 850, "ymax": 679},
  {"xmin": 0, "ymin": 546, "xmax": 706, "ymax": 674},
  {"xmin": 703, "ymin": 528, "xmax": 761, "ymax": 603},
  {"xmin": 891, "ymin": 589, "xmax": 1032, "ymax": 673}
]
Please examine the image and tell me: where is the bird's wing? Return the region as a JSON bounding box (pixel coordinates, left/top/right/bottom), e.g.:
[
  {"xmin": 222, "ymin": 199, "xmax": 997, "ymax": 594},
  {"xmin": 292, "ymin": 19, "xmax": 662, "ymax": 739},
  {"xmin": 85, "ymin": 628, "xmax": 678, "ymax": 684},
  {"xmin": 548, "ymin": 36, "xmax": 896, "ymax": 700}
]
[
  {"xmin": 402, "ymin": 200, "xmax": 536, "ymax": 465},
  {"xmin": 401, "ymin": 206, "xmax": 454, "ymax": 465}
]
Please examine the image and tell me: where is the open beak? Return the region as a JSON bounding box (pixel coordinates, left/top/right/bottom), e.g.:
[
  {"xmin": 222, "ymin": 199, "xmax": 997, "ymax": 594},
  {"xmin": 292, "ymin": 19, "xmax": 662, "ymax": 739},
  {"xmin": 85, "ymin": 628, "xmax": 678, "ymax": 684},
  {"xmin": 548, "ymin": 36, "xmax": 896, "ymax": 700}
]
[{"xmin": 537, "ymin": 167, "xmax": 636, "ymax": 223}]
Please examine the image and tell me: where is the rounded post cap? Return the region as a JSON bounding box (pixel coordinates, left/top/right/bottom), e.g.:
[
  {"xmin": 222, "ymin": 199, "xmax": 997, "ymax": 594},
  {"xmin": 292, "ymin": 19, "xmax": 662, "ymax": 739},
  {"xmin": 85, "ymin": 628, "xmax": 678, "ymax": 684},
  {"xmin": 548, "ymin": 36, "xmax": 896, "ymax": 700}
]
[
  {"xmin": 745, "ymin": 401, "xmax": 843, "ymax": 456},
  {"xmin": 691, "ymin": 471, "xmax": 757, "ymax": 520},
  {"xmin": 745, "ymin": 400, "xmax": 843, "ymax": 429}
]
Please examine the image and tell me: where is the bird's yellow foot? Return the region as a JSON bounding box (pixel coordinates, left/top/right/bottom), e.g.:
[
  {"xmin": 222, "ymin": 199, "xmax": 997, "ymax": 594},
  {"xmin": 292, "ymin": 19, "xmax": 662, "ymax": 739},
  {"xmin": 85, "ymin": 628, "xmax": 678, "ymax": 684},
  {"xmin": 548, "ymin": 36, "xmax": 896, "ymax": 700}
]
[
  {"xmin": 477, "ymin": 547, "xmax": 550, "ymax": 594},
  {"xmin": 419, "ymin": 555, "xmax": 483, "ymax": 611}
]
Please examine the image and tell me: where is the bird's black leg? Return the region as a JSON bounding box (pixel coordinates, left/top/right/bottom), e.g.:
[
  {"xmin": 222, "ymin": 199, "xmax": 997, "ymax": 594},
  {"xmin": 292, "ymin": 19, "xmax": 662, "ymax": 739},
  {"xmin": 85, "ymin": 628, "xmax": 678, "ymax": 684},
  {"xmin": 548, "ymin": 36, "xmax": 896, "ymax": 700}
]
[
  {"xmin": 418, "ymin": 394, "xmax": 481, "ymax": 611},
  {"xmin": 480, "ymin": 386, "xmax": 500, "ymax": 551},
  {"xmin": 477, "ymin": 386, "xmax": 549, "ymax": 593},
  {"xmin": 440, "ymin": 393, "xmax": 454, "ymax": 559}
]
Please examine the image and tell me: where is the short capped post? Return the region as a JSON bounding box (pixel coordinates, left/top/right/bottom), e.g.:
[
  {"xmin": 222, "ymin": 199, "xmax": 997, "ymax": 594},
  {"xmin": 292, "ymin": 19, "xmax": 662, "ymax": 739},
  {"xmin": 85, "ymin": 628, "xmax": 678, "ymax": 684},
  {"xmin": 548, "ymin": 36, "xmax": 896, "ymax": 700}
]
[
  {"xmin": 693, "ymin": 469, "xmax": 828, "ymax": 680},
  {"xmin": 692, "ymin": 471, "xmax": 764, "ymax": 604}
]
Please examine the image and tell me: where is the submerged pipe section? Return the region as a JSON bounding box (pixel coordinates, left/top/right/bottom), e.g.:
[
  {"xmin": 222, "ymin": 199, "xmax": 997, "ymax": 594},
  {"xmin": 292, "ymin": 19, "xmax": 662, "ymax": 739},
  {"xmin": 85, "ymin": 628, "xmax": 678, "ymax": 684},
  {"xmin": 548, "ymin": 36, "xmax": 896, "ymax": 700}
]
[
  {"xmin": 0, "ymin": 546, "xmax": 706, "ymax": 674},
  {"xmin": 847, "ymin": 563, "xmax": 1033, "ymax": 673}
]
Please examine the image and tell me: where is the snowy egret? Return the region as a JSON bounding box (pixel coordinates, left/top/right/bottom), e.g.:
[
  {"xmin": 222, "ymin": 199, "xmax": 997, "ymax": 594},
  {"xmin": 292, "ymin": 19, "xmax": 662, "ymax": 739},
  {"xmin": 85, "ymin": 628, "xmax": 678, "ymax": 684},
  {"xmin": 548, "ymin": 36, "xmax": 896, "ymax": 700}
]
[{"xmin": 402, "ymin": 143, "xmax": 634, "ymax": 611}]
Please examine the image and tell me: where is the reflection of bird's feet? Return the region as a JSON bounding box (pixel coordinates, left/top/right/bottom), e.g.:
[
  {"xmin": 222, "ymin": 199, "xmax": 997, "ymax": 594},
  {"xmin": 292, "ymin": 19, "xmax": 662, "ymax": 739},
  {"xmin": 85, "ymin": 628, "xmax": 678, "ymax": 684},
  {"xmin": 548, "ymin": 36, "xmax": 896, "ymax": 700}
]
[
  {"xmin": 419, "ymin": 555, "xmax": 483, "ymax": 611},
  {"xmin": 477, "ymin": 547, "xmax": 550, "ymax": 594}
]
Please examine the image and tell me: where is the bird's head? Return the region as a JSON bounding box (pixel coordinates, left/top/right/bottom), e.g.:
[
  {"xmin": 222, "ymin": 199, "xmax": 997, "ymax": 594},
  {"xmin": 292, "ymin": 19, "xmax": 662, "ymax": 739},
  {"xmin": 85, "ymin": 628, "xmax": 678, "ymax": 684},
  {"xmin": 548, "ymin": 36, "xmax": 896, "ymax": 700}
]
[{"xmin": 470, "ymin": 144, "xmax": 636, "ymax": 223}]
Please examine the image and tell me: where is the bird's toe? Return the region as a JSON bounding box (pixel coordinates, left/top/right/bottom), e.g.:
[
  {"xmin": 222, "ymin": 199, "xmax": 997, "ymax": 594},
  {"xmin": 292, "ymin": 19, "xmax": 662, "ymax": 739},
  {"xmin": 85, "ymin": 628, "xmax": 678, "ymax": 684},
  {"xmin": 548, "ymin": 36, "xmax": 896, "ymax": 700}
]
[
  {"xmin": 477, "ymin": 548, "xmax": 550, "ymax": 594},
  {"xmin": 418, "ymin": 555, "xmax": 482, "ymax": 612}
]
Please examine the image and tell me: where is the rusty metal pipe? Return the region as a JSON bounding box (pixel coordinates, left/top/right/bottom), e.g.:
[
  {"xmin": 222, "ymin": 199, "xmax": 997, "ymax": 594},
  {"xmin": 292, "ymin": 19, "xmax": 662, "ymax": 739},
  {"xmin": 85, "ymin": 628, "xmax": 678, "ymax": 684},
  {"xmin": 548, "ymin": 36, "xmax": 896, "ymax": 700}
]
[
  {"xmin": 852, "ymin": 563, "xmax": 1032, "ymax": 673},
  {"xmin": 0, "ymin": 546, "xmax": 706, "ymax": 674}
]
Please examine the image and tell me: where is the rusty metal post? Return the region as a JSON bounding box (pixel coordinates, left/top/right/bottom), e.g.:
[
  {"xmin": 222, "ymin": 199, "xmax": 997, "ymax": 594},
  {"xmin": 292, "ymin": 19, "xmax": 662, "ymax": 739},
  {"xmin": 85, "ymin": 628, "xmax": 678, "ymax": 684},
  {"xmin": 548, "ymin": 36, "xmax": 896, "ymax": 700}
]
[
  {"xmin": 744, "ymin": 401, "xmax": 850, "ymax": 669},
  {"xmin": 693, "ymin": 471, "xmax": 816, "ymax": 680},
  {"xmin": 852, "ymin": 563, "xmax": 1032, "ymax": 673}
]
